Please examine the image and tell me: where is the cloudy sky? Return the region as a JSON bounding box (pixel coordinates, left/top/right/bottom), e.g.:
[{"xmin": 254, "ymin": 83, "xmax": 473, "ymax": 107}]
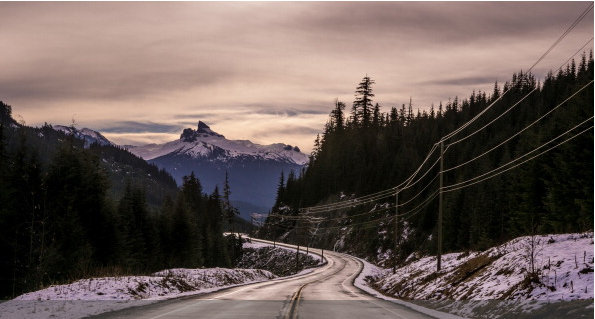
[{"xmin": 1, "ymin": 2, "xmax": 592, "ymax": 152}]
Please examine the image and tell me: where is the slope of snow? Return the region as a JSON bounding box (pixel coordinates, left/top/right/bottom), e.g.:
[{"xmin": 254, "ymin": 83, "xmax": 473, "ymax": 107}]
[
  {"xmin": 354, "ymin": 257, "xmax": 466, "ymax": 319},
  {"xmin": 128, "ymin": 122, "xmax": 308, "ymax": 165},
  {"xmin": 53, "ymin": 125, "xmax": 113, "ymax": 148},
  {"xmin": 0, "ymin": 268, "xmax": 274, "ymax": 319},
  {"xmin": 361, "ymin": 232, "xmax": 594, "ymax": 318}
]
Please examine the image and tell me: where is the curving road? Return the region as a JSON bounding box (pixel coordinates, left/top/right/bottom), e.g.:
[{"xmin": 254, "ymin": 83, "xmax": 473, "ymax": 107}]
[{"xmin": 95, "ymin": 239, "xmax": 433, "ymax": 319}]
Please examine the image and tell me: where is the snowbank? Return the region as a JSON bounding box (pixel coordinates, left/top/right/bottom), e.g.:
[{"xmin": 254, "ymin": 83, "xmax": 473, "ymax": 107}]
[
  {"xmin": 0, "ymin": 268, "xmax": 274, "ymax": 319},
  {"xmin": 240, "ymin": 240, "xmax": 322, "ymax": 276},
  {"xmin": 359, "ymin": 232, "xmax": 594, "ymax": 318},
  {"xmin": 353, "ymin": 258, "xmax": 465, "ymax": 319}
]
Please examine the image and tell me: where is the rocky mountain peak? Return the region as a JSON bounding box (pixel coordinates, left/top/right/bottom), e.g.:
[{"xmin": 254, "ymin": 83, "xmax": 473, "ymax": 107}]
[
  {"xmin": 180, "ymin": 121, "xmax": 224, "ymax": 142},
  {"xmin": 197, "ymin": 121, "xmax": 210, "ymax": 131}
]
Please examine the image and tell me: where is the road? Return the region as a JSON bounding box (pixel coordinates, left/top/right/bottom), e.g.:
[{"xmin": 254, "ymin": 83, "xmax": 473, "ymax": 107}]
[{"xmin": 94, "ymin": 239, "xmax": 434, "ymax": 319}]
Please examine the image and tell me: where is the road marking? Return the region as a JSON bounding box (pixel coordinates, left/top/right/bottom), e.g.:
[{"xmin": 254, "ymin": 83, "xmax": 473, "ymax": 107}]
[{"xmin": 283, "ymin": 282, "xmax": 308, "ymax": 319}]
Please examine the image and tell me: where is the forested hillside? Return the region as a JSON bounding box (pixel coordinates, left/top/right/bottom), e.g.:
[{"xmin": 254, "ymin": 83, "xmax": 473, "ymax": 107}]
[
  {"xmin": 262, "ymin": 53, "xmax": 593, "ymax": 265},
  {"xmin": 0, "ymin": 103, "xmax": 242, "ymax": 298}
]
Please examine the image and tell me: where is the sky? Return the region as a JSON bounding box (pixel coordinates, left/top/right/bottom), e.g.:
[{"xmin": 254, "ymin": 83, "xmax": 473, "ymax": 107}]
[{"xmin": 1, "ymin": 2, "xmax": 593, "ymax": 153}]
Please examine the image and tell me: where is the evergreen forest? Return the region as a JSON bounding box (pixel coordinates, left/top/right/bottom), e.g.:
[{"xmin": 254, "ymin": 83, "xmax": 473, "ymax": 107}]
[
  {"xmin": 262, "ymin": 53, "xmax": 594, "ymax": 265},
  {"xmin": 0, "ymin": 104, "xmax": 242, "ymax": 298}
]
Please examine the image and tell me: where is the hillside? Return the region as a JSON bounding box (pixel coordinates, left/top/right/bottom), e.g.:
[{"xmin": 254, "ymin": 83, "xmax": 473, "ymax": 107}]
[
  {"xmin": 0, "ymin": 108, "xmax": 178, "ymax": 209},
  {"xmin": 0, "ymin": 101, "xmax": 238, "ymax": 298},
  {"xmin": 260, "ymin": 54, "xmax": 594, "ymax": 266},
  {"xmin": 358, "ymin": 232, "xmax": 594, "ymax": 319}
]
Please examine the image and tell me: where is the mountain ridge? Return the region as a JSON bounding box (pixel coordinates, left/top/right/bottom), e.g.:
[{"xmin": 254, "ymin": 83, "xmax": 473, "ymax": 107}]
[
  {"xmin": 128, "ymin": 121, "xmax": 308, "ymax": 165},
  {"xmin": 127, "ymin": 121, "xmax": 308, "ymax": 218},
  {"xmin": 42, "ymin": 120, "xmax": 308, "ymax": 218}
]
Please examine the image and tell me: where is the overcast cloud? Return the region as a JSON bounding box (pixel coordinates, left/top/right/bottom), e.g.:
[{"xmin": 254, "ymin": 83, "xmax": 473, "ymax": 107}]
[{"xmin": 0, "ymin": 2, "xmax": 592, "ymax": 152}]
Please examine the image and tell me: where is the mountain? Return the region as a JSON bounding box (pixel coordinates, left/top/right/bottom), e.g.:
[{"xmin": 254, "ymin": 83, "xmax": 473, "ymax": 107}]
[
  {"xmin": 53, "ymin": 125, "xmax": 113, "ymax": 148},
  {"xmin": 0, "ymin": 103, "xmax": 178, "ymax": 210},
  {"xmin": 128, "ymin": 121, "xmax": 308, "ymax": 219},
  {"xmin": 50, "ymin": 125, "xmax": 178, "ymax": 208}
]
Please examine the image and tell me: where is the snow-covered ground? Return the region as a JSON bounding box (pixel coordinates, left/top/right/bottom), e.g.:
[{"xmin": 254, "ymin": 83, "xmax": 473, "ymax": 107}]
[
  {"xmin": 0, "ymin": 238, "xmax": 323, "ymax": 319},
  {"xmin": 357, "ymin": 232, "xmax": 594, "ymax": 318},
  {"xmin": 244, "ymin": 239, "xmax": 325, "ymax": 264},
  {"xmin": 0, "ymin": 268, "xmax": 274, "ymax": 319},
  {"xmin": 240, "ymin": 240, "xmax": 323, "ymax": 277}
]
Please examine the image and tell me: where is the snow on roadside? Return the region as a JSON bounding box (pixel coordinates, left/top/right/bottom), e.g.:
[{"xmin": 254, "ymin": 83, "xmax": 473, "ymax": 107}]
[
  {"xmin": 0, "ymin": 238, "xmax": 327, "ymax": 319},
  {"xmin": 354, "ymin": 232, "xmax": 594, "ymax": 319},
  {"xmin": 377, "ymin": 232, "xmax": 594, "ymax": 301},
  {"xmin": 244, "ymin": 239, "xmax": 325, "ymax": 264},
  {"xmin": 353, "ymin": 257, "xmax": 466, "ymax": 319},
  {"xmin": 240, "ymin": 239, "xmax": 325, "ymax": 277},
  {"xmin": 0, "ymin": 268, "xmax": 274, "ymax": 319}
]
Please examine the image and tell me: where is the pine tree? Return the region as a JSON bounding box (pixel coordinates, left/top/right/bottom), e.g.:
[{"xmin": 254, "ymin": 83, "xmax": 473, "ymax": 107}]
[
  {"xmin": 331, "ymin": 100, "xmax": 346, "ymax": 131},
  {"xmin": 372, "ymin": 103, "xmax": 381, "ymax": 127},
  {"xmin": 222, "ymin": 171, "xmax": 239, "ymax": 235},
  {"xmin": 352, "ymin": 76, "xmax": 375, "ymax": 127}
]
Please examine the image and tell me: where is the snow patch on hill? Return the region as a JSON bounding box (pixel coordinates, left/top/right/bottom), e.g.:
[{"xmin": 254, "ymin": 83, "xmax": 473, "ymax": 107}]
[
  {"xmin": 0, "ymin": 268, "xmax": 274, "ymax": 319},
  {"xmin": 239, "ymin": 240, "xmax": 323, "ymax": 276},
  {"xmin": 53, "ymin": 125, "xmax": 113, "ymax": 148},
  {"xmin": 360, "ymin": 232, "xmax": 594, "ymax": 318}
]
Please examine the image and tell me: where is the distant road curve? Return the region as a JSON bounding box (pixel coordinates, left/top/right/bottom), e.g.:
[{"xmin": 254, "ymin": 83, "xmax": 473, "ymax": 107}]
[{"xmin": 94, "ymin": 238, "xmax": 434, "ymax": 319}]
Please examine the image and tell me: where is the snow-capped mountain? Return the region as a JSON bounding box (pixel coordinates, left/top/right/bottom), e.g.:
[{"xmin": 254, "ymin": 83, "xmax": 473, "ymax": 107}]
[
  {"xmin": 129, "ymin": 121, "xmax": 307, "ymax": 165},
  {"xmin": 53, "ymin": 125, "xmax": 114, "ymax": 148},
  {"xmin": 129, "ymin": 121, "xmax": 308, "ymax": 218}
]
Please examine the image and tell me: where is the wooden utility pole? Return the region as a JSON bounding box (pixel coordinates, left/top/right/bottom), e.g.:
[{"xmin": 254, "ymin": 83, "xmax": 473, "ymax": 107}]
[
  {"xmin": 250, "ymin": 215, "xmax": 254, "ymax": 237},
  {"xmin": 296, "ymin": 244, "xmax": 300, "ymax": 273},
  {"xmin": 395, "ymin": 189, "xmax": 399, "ymax": 248},
  {"xmin": 296, "ymin": 218, "xmax": 300, "ymax": 273},
  {"xmin": 437, "ymin": 141, "xmax": 444, "ymax": 271},
  {"xmin": 394, "ymin": 188, "xmax": 399, "ymax": 271}
]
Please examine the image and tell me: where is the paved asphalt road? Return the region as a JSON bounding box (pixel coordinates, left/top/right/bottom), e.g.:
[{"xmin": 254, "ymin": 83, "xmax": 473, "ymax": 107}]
[{"xmin": 94, "ymin": 239, "xmax": 433, "ymax": 319}]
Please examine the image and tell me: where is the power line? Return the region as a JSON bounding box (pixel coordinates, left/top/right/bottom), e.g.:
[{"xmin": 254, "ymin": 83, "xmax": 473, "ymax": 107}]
[
  {"xmin": 443, "ymin": 116, "xmax": 593, "ymax": 192},
  {"xmin": 298, "ymin": 20, "xmax": 590, "ymax": 215},
  {"xmin": 398, "ymin": 173, "xmax": 439, "ymax": 208},
  {"xmin": 266, "ymin": 214, "xmax": 396, "ymax": 232},
  {"xmin": 269, "ymin": 4, "xmax": 593, "ymax": 242},
  {"xmin": 446, "ymin": 36, "xmax": 594, "ymax": 149},
  {"xmin": 397, "ymin": 190, "xmax": 440, "ymax": 219},
  {"xmin": 527, "ymin": 2, "xmax": 594, "ymax": 73},
  {"xmin": 302, "ymin": 189, "xmax": 396, "ymax": 214},
  {"xmin": 446, "ymin": 87, "xmax": 538, "ymax": 147},
  {"xmin": 439, "ymin": 2, "xmax": 593, "ymax": 143},
  {"xmin": 443, "ymin": 80, "xmax": 594, "ymax": 173},
  {"xmin": 557, "ymin": 37, "xmax": 594, "ymax": 71}
]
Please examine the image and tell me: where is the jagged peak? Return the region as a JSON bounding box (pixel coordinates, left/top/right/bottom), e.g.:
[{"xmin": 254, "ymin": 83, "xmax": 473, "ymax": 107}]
[
  {"xmin": 197, "ymin": 121, "xmax": 210, "ymax": 131},
  {"xmin": 180, "ymin": 121, "xmax": 224, "ymax": 142}
]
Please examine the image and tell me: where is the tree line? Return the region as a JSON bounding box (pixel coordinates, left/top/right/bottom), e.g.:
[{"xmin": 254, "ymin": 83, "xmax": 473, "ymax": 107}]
[
  {"xmin": 262, "ymin": 53, "xmax": 593, "ymax": 264},
  {"xmin": 0, "ymin": 104, "xmax": 241, "ymax": 298}
]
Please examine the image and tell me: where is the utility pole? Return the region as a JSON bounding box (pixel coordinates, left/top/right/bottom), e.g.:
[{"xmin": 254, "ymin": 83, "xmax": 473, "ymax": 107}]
[
  {"xmin": 395, "ymin": 188, "xmax": 399, "ymax": 247},
  {"xmin": 250, "ymin": 215, "xmax": 254, "ymax": 237},
  {"xmin": 437, "ymin": 141, "xmax": 444, "ymax": 271},
  {"xmin": 296, "ymin": 244, "xmax": 300, "ymax": 273},
  {"xmin": 394, "ymin": 188, "xmax": 399, "ymax": 272},
  {"xmin": 296, "ymin": 218, "xmax": 300, "ymax": 273}
]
